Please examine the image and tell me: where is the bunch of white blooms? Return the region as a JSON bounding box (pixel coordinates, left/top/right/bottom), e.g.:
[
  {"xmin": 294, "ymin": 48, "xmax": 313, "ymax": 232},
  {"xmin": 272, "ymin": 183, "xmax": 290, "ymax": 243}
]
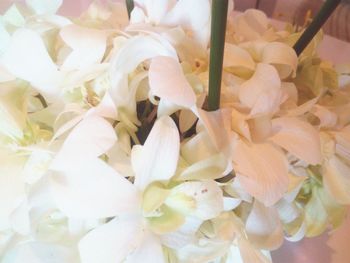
[{"xmin": 0, "ymin": 0, "xmax": 349, "ymax": 262}]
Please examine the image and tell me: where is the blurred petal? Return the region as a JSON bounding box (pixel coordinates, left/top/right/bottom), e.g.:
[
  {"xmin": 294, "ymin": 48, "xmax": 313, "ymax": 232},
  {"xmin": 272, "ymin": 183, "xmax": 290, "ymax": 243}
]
[
  {"xmin": 149, "ymin": 56, "xmax": 196, "ymax": 108},
  {"xmin": 50, "ymin": 158, "xmax": 139, "ymax": 218},
  {"xmin": 125, "ymin": 231, "xmax": 165, "ymax": 263},
  {"xmin": 26, "ymin": 0, "xmax": 62, "ymax": 14},
  {"xmin": 79, "ymin": 216, "xmax": 143, "ymax": 263},
  {"xmin": 60, "ymin": 25, "xmax": 107, "ymax": 71},
  {"xmin": 233, "ymin": 140, "xmax": 289, "ymax": 206},
  {"xmin": 269, "ymin": 117, "xmax": 322, "ymax": 165},
  {"xmin": 132, "ymin": 116, "xmax": 179, "ymax": 190},
  {"xmin": 238, "ymin": 238, "xmax": 272, "ymax": 263},
  {"xmin": 245, "ymin": 201, "xmax": 283, "ymax": 250},
  {"xmin": 323, "ymin": 156, "xmax": 350, "ymax": 205}
]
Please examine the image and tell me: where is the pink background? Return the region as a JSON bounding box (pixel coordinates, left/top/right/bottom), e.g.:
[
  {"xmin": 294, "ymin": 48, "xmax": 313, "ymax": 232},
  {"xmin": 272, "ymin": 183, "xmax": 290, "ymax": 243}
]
[{"xmin": 1, "ymin": 1, "xmax": 350, "ymax": 262}]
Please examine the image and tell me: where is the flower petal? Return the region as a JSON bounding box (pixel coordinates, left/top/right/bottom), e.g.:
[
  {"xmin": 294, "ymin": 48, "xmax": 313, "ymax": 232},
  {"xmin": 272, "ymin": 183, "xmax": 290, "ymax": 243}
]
[
  {"xmin": 165, "ymin": 180, "xmax": 223, "ymax": 220},
  {"xmin": 79, "ymin": 216, "xmax": 143, "ymax": 263},
  {"xmin": 0, "ymin": 29, "xmax": 62, "ymax": 101},
  {"xmin": 52, "ymin": 115, "xmax": 117, "ymax": 165},
  {"xmin": 132, "ymin": 116, "xmax": 179, "ymax": 190},
  {"xmin": 269, "ymin": 117, "xmax": 322, "ymax": 165},
  {"xmin": 232, "ymin": 140, "xmax": 289, "ymax": 206},
  {"xmin": 323, "ymin": 156, "xmax": 350, "ymax": 205},
  {"xmin": 261, "ymin": 42, "xmax": 297, "ymax": 79},
  {"xmin": 239, "ymin": 63, "xmax": 281, "ymax": 110},
  {"xmin": 149, "ymin": 56, "xmax": 196, "ymax": 108},
  {"xmin": 60, "ymin": 24, "xmax": 107, "ymax": 71},
  {"xmin": 125, "ymin": 231, "xmax": 165, "ymax": 263},
  {"xmin": 50, "ymin": 158, "xmax": 139, "ymax": 218},
  {"xmin": 26, "ymin": 0, "xmax": 63, "ymax": 15},
  {"xmin": 245, "ymin": 201, "xmax": 283, "ymax": 250}
]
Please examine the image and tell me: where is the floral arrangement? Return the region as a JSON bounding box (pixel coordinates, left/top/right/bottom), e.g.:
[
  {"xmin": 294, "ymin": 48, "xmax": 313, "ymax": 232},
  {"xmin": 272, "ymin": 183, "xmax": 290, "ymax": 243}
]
[{"xmin": 0, "ymin": 0, "xmax": 350, "ymax": 262}]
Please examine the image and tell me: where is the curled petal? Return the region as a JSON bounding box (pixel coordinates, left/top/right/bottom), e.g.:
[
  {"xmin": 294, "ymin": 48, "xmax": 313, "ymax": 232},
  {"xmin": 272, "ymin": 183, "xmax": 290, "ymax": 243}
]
[
  {"xmin": 261, "ymin": 42, "xmax": 298, "ymax": 79},
  {"xmin": 149, "ymin": 56, "xmax": 196, "ymax": 108}
]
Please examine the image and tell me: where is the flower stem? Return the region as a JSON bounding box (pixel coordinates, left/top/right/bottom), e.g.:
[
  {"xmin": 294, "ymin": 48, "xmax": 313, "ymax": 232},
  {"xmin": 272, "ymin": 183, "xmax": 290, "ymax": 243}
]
[
  {"xmin": 293, "ymin": 0, "xmax": 341, "ymax": 56},
  {"xmin": 207, "ymin": 0, "xmax": 229, "ymax": 111},
  {"xmin": 126, "ymin": 0, "xmax": 134, "ymax": 19}
]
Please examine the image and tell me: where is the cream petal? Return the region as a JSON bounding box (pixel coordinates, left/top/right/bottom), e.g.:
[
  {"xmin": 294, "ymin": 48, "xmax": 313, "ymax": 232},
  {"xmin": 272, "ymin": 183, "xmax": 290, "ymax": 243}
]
[
  {"xmin": 50, "ymin": 158, "xmax": 140, "ymax": 218},
  {"xmin": 223, "ymin": 43, "xmax": 255, "ymax": 71},
  {"xmin": 269, "ymin": 117, "xmax": 322, "ymax": 165},
  {"xmin": 60, "ymin": 24, "xmax": 107, "ymax": 71},
  {"xmin": 239, "ymin": 63, "xmax": 281, "ymax": 109},
  {"xmin": 233, "ymin": 140, "xmax": 289, "ymax": 206},
  {"xmin": 149, "ymin": 56, "xmax": 196, "ymax": 108},
  {"xmin": 165, "ymin": 180, "xmax": 223, "ymax": 220},
  {"xmin": 245, "ymin": 201, "xmax": 284, "ymax": 250},
  {"xmin": 311, "ymin": 105, "xmax": 337, "ymax": 128},
  {"xmin": 132, "ymin": 116, "xmax": 179, "ymax": 190},
  {"xmin": 0, "ymin": 29, "xmax": 62, "ymax": 101},
  {"xmin": 323, "ymin": 156, "xmax": 350, "ymax": 205},
  {"xmin": 261, "ymin": 42, "xmax": 298, "ymax": 79},
  {"xmin": 136, "ymin": 0, "xmax": 176, "ymax": 24},
  {"xmin": 52, "ymin": 116, "xmax": 116, "ymax": 166},
  {"xmin": 26, "ymin": 0, "xmax": 62, "ymax": 15},
  {"xmin": 79, "ymin": 216, "xmax": 143, "ymax": 263},
  {"xmin": 238, "ymin": 238, "xmax": 272, "ymax": 263}
]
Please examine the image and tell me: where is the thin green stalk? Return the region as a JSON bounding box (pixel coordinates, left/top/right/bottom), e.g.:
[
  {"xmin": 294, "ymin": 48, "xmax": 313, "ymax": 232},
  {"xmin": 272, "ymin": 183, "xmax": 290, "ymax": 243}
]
[
  {"xmin": 126, "ymin": 0, "xmax": 134, "ymax": 19},
  {"xmin": 293, "ymin": 0, "xmax": 341, "ymax": 56},
  {"xmin": 208, "ymin": 0, "xmax": 229, "ymax": 111}
]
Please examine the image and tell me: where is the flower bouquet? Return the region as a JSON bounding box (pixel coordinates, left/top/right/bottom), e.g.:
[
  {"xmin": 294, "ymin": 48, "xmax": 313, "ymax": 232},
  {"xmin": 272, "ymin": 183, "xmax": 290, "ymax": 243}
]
[{"xmin": 0, "ymin": 0, "xmax": 350, "ymax": 262}]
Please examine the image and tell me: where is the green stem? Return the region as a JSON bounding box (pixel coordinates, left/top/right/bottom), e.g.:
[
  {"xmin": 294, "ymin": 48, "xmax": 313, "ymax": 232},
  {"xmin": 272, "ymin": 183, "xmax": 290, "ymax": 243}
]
[
  {"xmin": 207, "ymin": 0, "xmax": 229, "ymax": 111},
  {"xmin": 126, "ymin": 0, "xmax": 134, "ymax": 19},
  {"xmin": 293, "ymin": 0, "xmax": 341, "ymax": 56}
]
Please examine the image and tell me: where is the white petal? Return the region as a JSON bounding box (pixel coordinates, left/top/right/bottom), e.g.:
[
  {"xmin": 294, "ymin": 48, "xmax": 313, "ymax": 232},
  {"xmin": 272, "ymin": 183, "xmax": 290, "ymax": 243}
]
[
  {"xmin": 132, "ymin": 116, "xmax": 179, "ymax": 190},
  {"xmin": 125, "ymin": 231, "xmax": 165, "ymax": 263},
  {"xmin": 26, "ymin": 0, "xmax": 62, "ymax": 15},
  {"xmin": 110, "ymin": 35, "xmax": 177, "ymax": 75},
  {"xmin": 60, "ymin": 25, "xmax": 107, "ymax": 71},
  {"xmin": 261, "ymin": 42, "xmax": 298, "ymax": 79},
  {"xmin": 232, "ymin": 140, "xmax": 289, "ymax": 206},
  {"xmin": 161, "ymin": 0, "xmax": 211, "ymax": 47},
  {"xmin": 2, "ymin": 242, "xmax": 79, "ymax": 263},
  {"xmin": 1, "ymin": 29, "xmax": 62, "ymax": 101},
  {"xmin": 50, "ymin": 158, "xmax": 140, "ymax": 218},
  {"xmin": 52, "ymin": 115, "xmax": 117, "ymax": 166},
  {"xmin": 0, "ymin": 152, "xmax": 25, "ymax": 221},
  {"xmin": 245, "ymin": 201, "xmax": 284, "ymax": 250},
  {"xmin": 149, "ymin": 56, "xmax": 196, "ymax": 108},
  {"xmin": 269, "ymin": 117, "xmax": 322, "ymax": 165},
  {"xmin": 79, "ymin": 216, "xmax": 143, "ymax": 263}
]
